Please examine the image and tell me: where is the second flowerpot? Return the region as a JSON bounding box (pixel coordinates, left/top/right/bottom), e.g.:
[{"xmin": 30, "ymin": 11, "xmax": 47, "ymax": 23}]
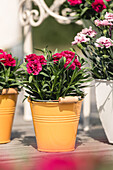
[
  {"xmin": 0, "ymin": 88, "xmax": 18, "ymax": 143},
  {"xmin": 95, "ymin": 79, "xmax": 113, "ymax": 143}
]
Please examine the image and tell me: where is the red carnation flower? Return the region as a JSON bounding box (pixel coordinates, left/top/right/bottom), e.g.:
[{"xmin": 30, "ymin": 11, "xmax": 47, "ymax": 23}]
[
  {"xmin": 64, "ymin": 58, "xmax": 76, "ymax": 70},
  {"xmin": 26, "ymin": 54, "xmax": 47, "ymax": 75},
  {"xmin": 61, "ymin": 50, "xmax": 76, "ymax": 59},
  {"xmin": 92, "ymin": 0, "xmax": 107, "ymax": 13},
  {"xmin": 38, "ymin": 55, "xmax": 47, "ymax": 65},
  {"xmin": 26, "ymin": 54, "xmax": 37, "ymax": 61},
  {"xmin": 53, "ymin": 51, "xmax": 81, "ymax": 70},
  {"xmin": 0, "ymin": 49, "xmax": 7, "ymax": 54},
  {"xmin": 26, "ymin": 54, "xmax": 47, "ymax": 65},
  {"xmin": 27, "ymin": 59, "xmax": 42, "ymax": 75},
  {"xmin": 0, "ymin": 53, "xmax": 16, "ymax": 67},
  {"xmin": 74, "ymin": 59, "xmax": 81, "ymax": 69},
  {"xmin": 52, "ymin": 53, "xmax": 63, "ymax": 63},
  {"xmin": 67, "ymin": 0, "xmax": 82, "ymax": 6}
]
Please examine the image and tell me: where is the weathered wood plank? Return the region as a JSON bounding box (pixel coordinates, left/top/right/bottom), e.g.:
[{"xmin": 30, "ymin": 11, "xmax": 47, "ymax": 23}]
[{"xmin": 0, "ymin": 91, "xmax": 113, "ymax": 168}]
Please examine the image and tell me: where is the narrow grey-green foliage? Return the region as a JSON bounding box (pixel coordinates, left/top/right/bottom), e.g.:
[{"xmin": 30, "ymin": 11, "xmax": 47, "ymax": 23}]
[
  {"xmin": 22, "ymin": 48, "xmax": 91, "ymax": 101},
  {"xmin": 79, "ymin": 29, "xmax": 113, "ymax": 80},
  {"xmin": 0, "ymin": 57, "xmax": 23, "ymax": 93}
]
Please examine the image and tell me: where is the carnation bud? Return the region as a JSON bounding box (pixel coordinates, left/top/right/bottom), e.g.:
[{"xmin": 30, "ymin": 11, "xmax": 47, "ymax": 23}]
[
  {"xmin": 101, "ymin": 15, "xmax": 104, "ymax": 20},
  {"xmin": 103, "ymin": 29, "xmax": 107, "ymax": 35},
  {"xmin": 103, "ymin": 67, "xmax": 106, "ymax": 73}
]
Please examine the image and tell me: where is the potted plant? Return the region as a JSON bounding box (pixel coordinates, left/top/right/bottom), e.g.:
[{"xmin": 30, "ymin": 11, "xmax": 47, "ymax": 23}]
[
  {"xmin": 64, "ymin": 0, "xmax": 113, "ymax": 29},
  {"xmin": 22, "ymin": 48, "xmax": 91, "ymax": 152},
  {"xmin": 65, "ymin": 0, "xmax": 113, "ymax": 20},
  {"xmin": 0, "ymin": 49, "xmax": 22, "ymax": 143},
  {"xmin": 72, "ymin": 12, "xmax": 113, "ymax": 143}
]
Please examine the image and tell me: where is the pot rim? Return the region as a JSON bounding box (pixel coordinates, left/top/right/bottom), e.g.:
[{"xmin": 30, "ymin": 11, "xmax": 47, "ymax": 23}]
[
  {"xmin": 95, "ymin": 79, "xmax": 113, "ymax": 83},
  {"xmin": 28, "ymin": 97, "xmax": 83, "ymax": 103},
  {"xmin": 0, "ymin": 88, "xmax": 18, "ymax": 95}
]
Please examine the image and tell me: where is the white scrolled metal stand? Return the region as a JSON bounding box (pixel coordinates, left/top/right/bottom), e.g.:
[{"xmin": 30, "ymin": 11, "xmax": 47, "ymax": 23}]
[{"xmin": 19, "ymin": 0, "xmax": 91, "ymax": 130}]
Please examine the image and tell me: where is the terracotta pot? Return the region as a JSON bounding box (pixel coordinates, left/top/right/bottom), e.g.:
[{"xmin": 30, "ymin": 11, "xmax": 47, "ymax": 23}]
[
  {"xmin": 0, "ymin": 88, "xmax": 18, "ymax": 143},
  {"xmin": 29, "ymin": 99, "xmax": 83, "ymax": 152}
]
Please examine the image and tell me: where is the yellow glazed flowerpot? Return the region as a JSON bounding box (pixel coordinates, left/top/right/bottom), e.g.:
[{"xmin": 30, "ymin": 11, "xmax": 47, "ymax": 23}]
[
  {"xmin": 29, "ymin": 100, "xmax": 83, "ymax": 152},
  {"xmin": 0, "ymin": 88, "xmax": 18, "ymax": 143}
]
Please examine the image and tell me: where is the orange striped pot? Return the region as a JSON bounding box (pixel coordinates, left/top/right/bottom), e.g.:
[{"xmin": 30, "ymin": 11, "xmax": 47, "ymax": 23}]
[
  {"xmin": 29, "ymin": 100, "xmax": 83, "ymax": 152},
  {"xmin": 0, "ymin": 88, "xmax": 18, "ymax": 143}
]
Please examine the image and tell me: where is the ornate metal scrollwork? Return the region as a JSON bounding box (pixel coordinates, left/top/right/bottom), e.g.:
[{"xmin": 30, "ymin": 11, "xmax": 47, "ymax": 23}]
[
  {"xmin": 19, "ymin": 0, "xmax": 45, "ymax": 26},
  {"xmin": 19, "ymin": 0, "xmax": 77, "ymax": 27}
]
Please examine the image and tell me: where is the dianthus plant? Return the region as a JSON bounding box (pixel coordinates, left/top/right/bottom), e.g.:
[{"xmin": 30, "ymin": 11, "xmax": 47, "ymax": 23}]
[
  {"xmin": 72, "ymin": 12, "xmax": 113, "ymax": 80},
  {"xmin": 0, "ymin": 49, "xmax": 23, "ymax": 93},
  {"xmin": 65, "ymin": 0, "xmax": 113, "ymax": 21},
  {"xmin": 22, "ymin": 48, "xmax": 91, "ymax": 101}
]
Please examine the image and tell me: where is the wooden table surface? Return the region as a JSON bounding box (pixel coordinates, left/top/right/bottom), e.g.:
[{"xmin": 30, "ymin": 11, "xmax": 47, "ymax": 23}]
[{"xmin": 0, "ymin": 92, "xmax": 113, "ymax": 170}]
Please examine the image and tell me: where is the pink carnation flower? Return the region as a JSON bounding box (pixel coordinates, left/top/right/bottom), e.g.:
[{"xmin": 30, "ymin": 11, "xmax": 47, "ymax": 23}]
[
  {"xmin": 91, "ymin": 0, "xmax": 106, "ymax": 13},
  {"xmin": 72, "ymin": 34, "xmax": 90, "ymax": 45},
  {"xmin": 72, "ymin": 27, "xmax": 96, "ymax": 45},
  {"xmin": 67, "ymin": 0, "xmax": 82, "ymax": 6},
  {"xmin": 80, "ymin": 26, "xmax": 97, "ymax": 37},
  {"xmin": 105, "ymin": 12, "xmax": 113, "ymax": 22},
  {"xmin": 95, "ymin": 36, "xmax": 113, "ymax": 48},
  {"xmin": 94, "ymin": 19, "xmax": 113, "ymax": 26}
]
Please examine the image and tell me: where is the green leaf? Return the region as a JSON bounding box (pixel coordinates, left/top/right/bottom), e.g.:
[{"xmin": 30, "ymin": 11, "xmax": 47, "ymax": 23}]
[
  {"xmin": 108, "ymin": 71, "xmax": 113, "ymax": 76},
  {"xmin": 51, "ymin": 75, "xmax": 55, "ymax": 81},
  {"xmin": 102, "ymin": 55, "xmax": 109, "ymax": 58},
  {"xmin": 103, "ymin": 0, "xmax": 108, "ymax": 7},
  {"xmin": 58, "ymin": 57, "xmax": 66, "ymax": 67},
  {"xmin": 39, "ymin": 72, "xmax": 49, "ymax": 77},
  {"xmin": 43, "ymin": 84, "xmax": 49, "ymax": 89},
  {"xmin": 21, "ymin": 64, "xmax": 27, "ymax": 71},
  {"xmin": 80, "ymin": 7, "xmax": 89, "ymax": 16},
  {"xmin": 0, "ymin": 82, "xmax": 6, "ymax": 85},
  {"xmin": 0, "ymin": 86, "xmax": 3, "ymax": 90},
  {"xmin": 29, "ymin": 75, "xmax": 33, "ymax": 83},
  {"xmin": 34, "ymin": 48, "xmax": 44, "ymax": 53}
]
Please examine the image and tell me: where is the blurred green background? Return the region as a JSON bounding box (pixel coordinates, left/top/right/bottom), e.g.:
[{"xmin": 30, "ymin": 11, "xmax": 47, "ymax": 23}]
[
  {"xmin": 32, "ymin": 0, "xmax": 83, "ymax": 52},
  {"xmin": 32, "ymin": 17, "xmax": 82, "ymax": 51}
]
